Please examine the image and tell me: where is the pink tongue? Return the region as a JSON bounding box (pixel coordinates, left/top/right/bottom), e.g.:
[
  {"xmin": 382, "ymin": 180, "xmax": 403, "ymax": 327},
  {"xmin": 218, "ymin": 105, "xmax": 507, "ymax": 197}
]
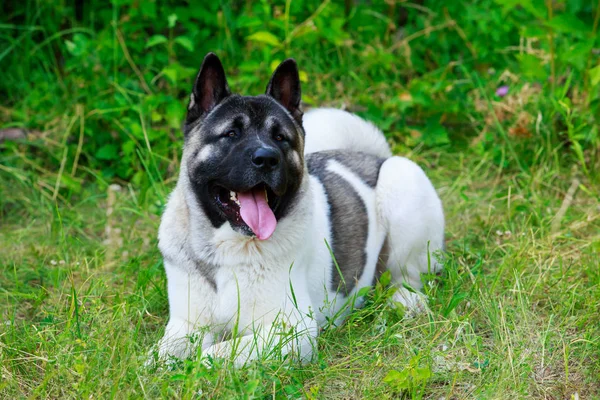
[{"xmin": 237, "ymin": 188, "xmax": 277, "ymax": 240}]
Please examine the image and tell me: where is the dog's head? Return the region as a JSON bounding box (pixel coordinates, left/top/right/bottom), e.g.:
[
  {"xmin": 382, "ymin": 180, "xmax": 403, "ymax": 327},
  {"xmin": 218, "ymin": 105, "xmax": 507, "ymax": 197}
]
[{"xmin": 183, "ymin": 53, "xmax": 305, "ymax": 240}]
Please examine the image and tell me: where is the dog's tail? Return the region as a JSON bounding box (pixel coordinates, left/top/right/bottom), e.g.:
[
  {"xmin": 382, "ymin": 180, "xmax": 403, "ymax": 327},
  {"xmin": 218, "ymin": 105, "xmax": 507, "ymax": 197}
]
[{"xmin": 303, "ymin": 108, "xmax": 392, "ymax": 158}]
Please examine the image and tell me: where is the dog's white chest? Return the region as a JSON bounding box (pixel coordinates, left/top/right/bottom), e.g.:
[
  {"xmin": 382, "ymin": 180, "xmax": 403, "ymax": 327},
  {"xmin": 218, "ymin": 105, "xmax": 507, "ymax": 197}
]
[{"xmin": 211, "ymin": 262, "xmax": 289, "ymax": 330}]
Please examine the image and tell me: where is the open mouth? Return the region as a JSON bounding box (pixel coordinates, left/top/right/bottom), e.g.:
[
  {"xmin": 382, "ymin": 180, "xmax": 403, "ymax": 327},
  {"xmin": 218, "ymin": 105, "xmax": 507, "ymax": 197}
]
[{"xmin": 212, "ymin": 183, "xmax": 281, "ymax": 240}]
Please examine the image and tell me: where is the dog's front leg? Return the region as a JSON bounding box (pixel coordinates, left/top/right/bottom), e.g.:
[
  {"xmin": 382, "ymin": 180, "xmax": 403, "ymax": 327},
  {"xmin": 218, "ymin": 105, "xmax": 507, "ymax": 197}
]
[
  {"xmin": 150, "ymin": 262, "xmax": 216, "ymax": 364},
  {"xmin": 203, "ymin": 318, "xmax": 318, "ymax": 367},
  {"xmin": 154, "ymin": 316, "xmax": 214, "ymax": 362}
]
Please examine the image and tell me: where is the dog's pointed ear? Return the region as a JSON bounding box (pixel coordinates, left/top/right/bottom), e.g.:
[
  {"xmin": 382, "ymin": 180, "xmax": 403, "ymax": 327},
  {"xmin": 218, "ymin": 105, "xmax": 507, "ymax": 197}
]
[
  {"xmin": 187, "ymin": 53, "xmax": 231, "ymax": 123},
  {"xmin": 266, "ymin": 59, "xmax": 302, "ymax": 124}
]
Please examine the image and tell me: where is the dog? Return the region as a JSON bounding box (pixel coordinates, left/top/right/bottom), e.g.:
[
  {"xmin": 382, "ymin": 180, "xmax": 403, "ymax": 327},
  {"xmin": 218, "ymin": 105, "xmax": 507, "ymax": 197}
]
[{"xmin": 150, "ymin": 53, "xmax": 445, "ymax": 367}]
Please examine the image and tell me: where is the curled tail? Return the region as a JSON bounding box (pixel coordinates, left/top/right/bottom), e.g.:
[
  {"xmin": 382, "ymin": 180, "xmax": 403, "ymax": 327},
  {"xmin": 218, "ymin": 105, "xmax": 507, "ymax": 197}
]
[{"xmin": 303, "ymin": 108, "xmax": 392, "ymax": 158}]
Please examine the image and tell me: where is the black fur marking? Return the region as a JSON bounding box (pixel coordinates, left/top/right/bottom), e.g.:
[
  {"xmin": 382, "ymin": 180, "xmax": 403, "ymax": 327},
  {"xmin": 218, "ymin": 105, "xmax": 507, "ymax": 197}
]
[{"xmin": 306, "ymin": 150, "xmax": 385, "ymax": 295}]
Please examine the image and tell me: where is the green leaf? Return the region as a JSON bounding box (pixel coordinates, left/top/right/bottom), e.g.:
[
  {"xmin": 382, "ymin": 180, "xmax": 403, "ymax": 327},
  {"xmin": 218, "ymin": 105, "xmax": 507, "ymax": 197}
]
[
  {"xmin": 422, "ymin": 119, "xmax": 450, "ymax": 146},
  {"xmin": 356, "ymin": 286, "xmax": 371, "ymax": 297},
  {"xmin": 518, "ymin": 54, "xmax": 547, "ymax": 81},
  {"xmin": 588, "ymin": 65, "xmax": 600, "ymax": 87},
  {"xmin": 292, "ymin": 23, "xmax": 316, "ymax": 39},
  {"xmin": 60, "ymin": 175, "xmax": 82, "ymax": 193},
  {"xmin": 122, "ymin": 140, "xmax": 136, "ymax": 156},
  {"xmin": 236, "ymin": 15, "xmax": 263, "ymax": 29},
  {"xmin": 174, "ymin": 36, "xmax": 194, "ymax": 52},
  {"xmin": 383, "ymin": 369, "xmax": 410, "ymax": 390},
  {"xmin": 168, "ymin": 13, "xmax": 178, "ymax": 28},
  {"xmin": 413, "ymin": 366, "xmax": 432, "ymax": 381},
  {"xmin": 162, "ymin": 66, "xmax": 178, "ymax": 84},
  {"xmin": 146, "ymin": 35, "xmax": 167, "ymax": 48},
  {"xmin": 246, "ymin": 31, "xmax": 281, "ymax": 47},
  {"xmin": 161, "ymin": 63, "xmax": 197, "ymax": 84},
  {"xmin": 299, "ymin": 70, "xmax": 308, "ymax": 83},
  {"xmin": 562, "ymin": 39, "xmax": 595, "ymax": 71},
  {"xmin": 546, "ymin": 15, "xmax": 588, "ymax": 35},
  {"xmin": 95, "ymin": 144, "xmax": 118, "ymax": 160},
  {"xmin": 169, "ymin": 373, "xmax": 186, "ymax": 381},
  {"xmin": 379, "ymin": 270, "xmax": 392, "ymax": 287},
  {"xmin": 64, "ymin": 40, "xmax": 76, "ymax": 55},
  {"xmin": 521, "ymin": 24, "xmax": 545, "ymax": 38},
  {"xmin": 443, "ymin": 291, "xmax": 468, "ymax": 316},
  {"xmin": 165, "ymin": 102, "xmax": 184, "ymax": 129},
  {"xmin": 269, "ymin": 59, "xmax": 281, "ymax": 72},
  {"xmin": 495, "ymin": 0, "xmax": 544, "ymax": 18},
  {"xmin": 244, "ymin": 379, "xmax": 259, "ymax": 395},
  {"xmin": 283, "ymin": 383, "xmax": 302, "ymax": 395}
]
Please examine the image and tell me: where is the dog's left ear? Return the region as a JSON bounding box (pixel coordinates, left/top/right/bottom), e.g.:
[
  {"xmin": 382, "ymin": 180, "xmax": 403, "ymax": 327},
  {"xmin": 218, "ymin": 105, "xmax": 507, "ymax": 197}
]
[{"xmin": 266, "ymin": 59, "xmax": 302, "ymax": 124}]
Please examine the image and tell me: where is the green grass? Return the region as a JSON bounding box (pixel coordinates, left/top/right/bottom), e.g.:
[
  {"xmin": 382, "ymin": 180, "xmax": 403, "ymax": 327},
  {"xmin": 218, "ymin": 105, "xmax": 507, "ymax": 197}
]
[
  {"xmin": 1, "ymin": 147, "xmax": 599, "ymax": 398},
  {"xmin": 1, "ymin": 0, "xmax": 600, "ymax": 398}
]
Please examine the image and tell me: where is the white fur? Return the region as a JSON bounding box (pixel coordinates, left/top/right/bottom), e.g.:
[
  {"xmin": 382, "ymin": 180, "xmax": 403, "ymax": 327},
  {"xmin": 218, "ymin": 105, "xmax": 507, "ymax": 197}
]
[
  {"xmin": 303, "ymin": 108, "xmax": 392, "ymax": 158},
  {"xmin": 197, "ymin": 144, "xmax": 214, "ymax": 162},
  {"xmin": 151, "ymin": 108, "xmax": 444, "ymax": 367}
]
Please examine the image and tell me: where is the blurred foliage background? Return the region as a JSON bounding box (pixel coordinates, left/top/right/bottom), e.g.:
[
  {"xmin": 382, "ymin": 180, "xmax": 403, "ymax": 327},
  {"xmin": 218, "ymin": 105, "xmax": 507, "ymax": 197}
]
[{"xmin": 0, "ymin": 0, "xmax": 599, "ymax": 204}]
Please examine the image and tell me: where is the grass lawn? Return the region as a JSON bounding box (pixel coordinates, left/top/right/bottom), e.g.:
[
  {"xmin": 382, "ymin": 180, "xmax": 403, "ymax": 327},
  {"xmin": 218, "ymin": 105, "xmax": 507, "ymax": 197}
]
[
  {"xmin": 1, "ymin": 144, "xmax": 598, "ymax": 398},
  {"xmin": 1, "ymin": 1, "xmax": 599, "ymax": 398}
]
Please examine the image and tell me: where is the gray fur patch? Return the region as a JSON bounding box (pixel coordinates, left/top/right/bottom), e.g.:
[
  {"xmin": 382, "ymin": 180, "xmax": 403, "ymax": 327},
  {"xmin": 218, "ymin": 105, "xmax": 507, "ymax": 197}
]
[
  {"xmin": 306, "ymin": 150, "xmax": 385, "ymax": 187},
  {"xmin": 163, "ymin": 251, "xmax": 218, "ymax": 291},
  {"xmin": 373, "ymin": 237, "xmax": 390, "ymax": 286},
  {"xmin": 194, "ymin": 260, "xmax": 218, "ymax": 290},
  {"xmin": 307, "ymin": 151, "xmax": 385, "ymax": 295}
]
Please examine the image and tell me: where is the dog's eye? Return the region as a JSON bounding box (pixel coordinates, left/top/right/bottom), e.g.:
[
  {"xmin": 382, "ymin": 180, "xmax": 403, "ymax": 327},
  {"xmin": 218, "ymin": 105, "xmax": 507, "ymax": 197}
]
[
  {"xmin": 225, "ymin": 130, "xmax": 236, "ymax": 138},
  {"xmin": 274, "ymin": 134, "xmax": 284, "ymax": 142}
]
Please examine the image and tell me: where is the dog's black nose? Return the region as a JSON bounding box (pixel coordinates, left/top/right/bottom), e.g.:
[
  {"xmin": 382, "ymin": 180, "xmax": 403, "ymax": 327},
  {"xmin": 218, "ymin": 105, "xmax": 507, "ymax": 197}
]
[{"xmin": 251, "ymin": 147, "xmax": 280, "ymax": 170}]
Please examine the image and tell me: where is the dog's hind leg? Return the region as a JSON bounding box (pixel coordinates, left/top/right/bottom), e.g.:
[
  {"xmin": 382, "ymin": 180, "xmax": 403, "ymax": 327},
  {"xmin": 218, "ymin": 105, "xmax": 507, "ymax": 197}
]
[{"xmin": 375, "ymin": 156, "xmax": 444, "ymax": 314}]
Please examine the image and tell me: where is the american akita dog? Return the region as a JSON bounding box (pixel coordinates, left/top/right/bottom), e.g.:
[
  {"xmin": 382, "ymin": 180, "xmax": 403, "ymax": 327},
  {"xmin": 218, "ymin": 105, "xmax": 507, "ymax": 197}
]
[{"xmin": 151, "ymin": 53, "xmax": 444, "ymax": 366}]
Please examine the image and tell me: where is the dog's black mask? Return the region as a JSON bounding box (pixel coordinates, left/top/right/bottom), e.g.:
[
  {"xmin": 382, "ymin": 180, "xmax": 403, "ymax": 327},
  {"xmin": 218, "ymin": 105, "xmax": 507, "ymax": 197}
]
[{"xmin": 183, "ymin": 53, "xmax": 305, "ymax": 239}]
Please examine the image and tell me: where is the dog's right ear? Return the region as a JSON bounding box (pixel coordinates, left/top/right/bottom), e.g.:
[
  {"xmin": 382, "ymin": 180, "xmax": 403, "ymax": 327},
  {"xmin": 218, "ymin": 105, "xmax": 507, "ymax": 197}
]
[
  {"xmin": 187, "ymin": 53, "xmax": 231, "ymax": 123},
  {"xmin": 266, "ymin": 59, "xmax": 302, "ymax": 124}
]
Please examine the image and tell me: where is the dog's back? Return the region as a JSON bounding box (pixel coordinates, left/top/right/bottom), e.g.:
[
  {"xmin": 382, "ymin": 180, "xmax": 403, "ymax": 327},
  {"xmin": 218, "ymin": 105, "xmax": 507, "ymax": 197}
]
[
  {"xmin": 303, "ymin": 108, "xmax": 392, "ymax": 158},
  {"xmin": 303, "ymin": 108, "xmax": 444, "ymax": 313}
]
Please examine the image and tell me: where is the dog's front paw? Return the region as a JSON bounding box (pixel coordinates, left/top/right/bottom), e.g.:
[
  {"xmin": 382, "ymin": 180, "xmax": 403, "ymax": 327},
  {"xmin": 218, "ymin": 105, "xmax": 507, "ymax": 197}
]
[
  {"xmin": 199, "ymin": 347, "xmax": 223, "ymax": 369},
  {"xmin": 144, "ymin": 349, "xmax": 182, "ymax": 371},
  {"xmin": 201, "ymin": 339, "xmax": 257, "ymax": 368},
  {"xmin": 202, "ymin": 342, "xmax": 226, "ymax": 361},
  {"xmin": 144, "ymin": 335, "xmax": 195, "ymax": 369},
  {"xmin": 391, "ymin": 287, "xmax": 430, "ymax": 317}
]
